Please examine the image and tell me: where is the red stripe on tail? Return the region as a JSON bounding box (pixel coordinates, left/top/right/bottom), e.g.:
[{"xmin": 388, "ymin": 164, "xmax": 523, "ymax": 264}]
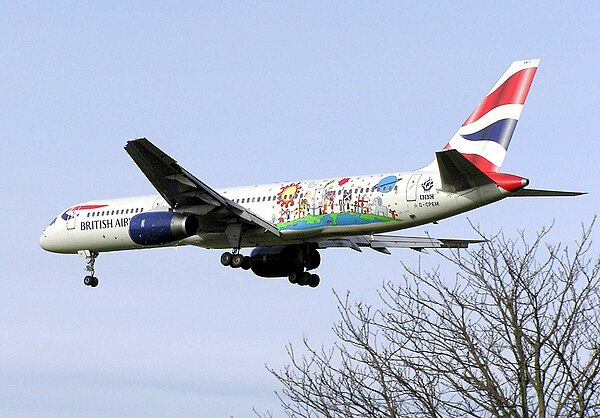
[
  {"xmin": 463, "ymin": 67, "xmax": 537, "ymax": 126},
  {"xmin": 460, "ymin": 153, "xmax": 500, "ymax": 173}
]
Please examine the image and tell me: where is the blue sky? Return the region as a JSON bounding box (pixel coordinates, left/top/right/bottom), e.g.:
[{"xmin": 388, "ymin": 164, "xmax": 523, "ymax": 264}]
[{"xmin": 1, "ymin": 2, "xmax": 599, "ymax": 416}]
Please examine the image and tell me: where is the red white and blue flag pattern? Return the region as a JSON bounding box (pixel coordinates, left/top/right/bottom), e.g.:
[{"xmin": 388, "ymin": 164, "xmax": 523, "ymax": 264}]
[{"xmin": 445, "ymin": 59, "xmax": 539, "ymax": 172}]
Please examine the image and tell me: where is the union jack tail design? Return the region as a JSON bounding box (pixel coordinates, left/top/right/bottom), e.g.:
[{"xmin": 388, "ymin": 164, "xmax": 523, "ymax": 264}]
[{"xmin": 443, "ymin": 59, "xmax": 539, "ymax": 173}]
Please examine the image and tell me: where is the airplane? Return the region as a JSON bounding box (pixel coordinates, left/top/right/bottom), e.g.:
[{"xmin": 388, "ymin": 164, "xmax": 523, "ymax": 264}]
[{"xmin": 40, "ymin": 59, "xmax": 583, "ymax": 288}]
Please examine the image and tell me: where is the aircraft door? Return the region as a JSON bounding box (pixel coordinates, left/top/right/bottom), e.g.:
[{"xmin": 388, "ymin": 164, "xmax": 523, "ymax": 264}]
[
  {"xmin": 152, "ymin": 197, "xmax": 166, "ymax": 209},
  {"xmin": 66, "ymin": 209, "xmax": 76, "ymax": 230},
  {"xmin": 406, "ymin": 174, "xmax": 421, "ymax": 202}
]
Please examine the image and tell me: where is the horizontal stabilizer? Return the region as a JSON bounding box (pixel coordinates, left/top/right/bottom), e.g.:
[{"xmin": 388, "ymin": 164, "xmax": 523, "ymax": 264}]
[
  {"xmin": 435, "ymin": 149, "xmax": 493, "ymax": 192},
  {"xmin": 510, "ymin": 188, "xmax": 586, "ymax": 197}
]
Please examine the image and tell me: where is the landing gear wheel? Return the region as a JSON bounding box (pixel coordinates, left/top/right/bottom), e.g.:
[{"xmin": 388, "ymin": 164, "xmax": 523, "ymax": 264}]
[
  {"xmin": 220, "ymin": 252, "xmax": 233, "ymax": 266},
  {"xmin": 308, "ymin": 274, "xmax": 320, "ymax": 288},
  {"xmin": 288, "ymin": 272, "xmax": 300, "ymax": 284},
  {"xmin": 241, "ymin": 256, "xmax": 251, "ymax": 270},
  {"xmin": 84, "ymin": 275, "xmax": 99, "ymax": 287},
  {"xmin": 230, "ymin": 253, "xmax": 244, "ymax": 268},
  {"xmin": 298, "ymin": 272, "xmax": 312, "ymax": 286}
]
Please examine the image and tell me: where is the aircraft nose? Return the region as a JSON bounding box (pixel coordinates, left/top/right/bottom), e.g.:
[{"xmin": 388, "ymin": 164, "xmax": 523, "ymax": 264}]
[
  {"xmin": 39, "ymin": 228, "xmax": 62, "ymax": 253},
  {"xmin": 39, "ymin": 231, "xmax": 49, "ymax": 250}
]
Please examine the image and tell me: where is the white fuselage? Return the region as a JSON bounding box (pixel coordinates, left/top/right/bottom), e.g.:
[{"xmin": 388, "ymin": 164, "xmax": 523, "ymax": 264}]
[{"xmin": 40, "ymin": 169, "xmax": 509, "ymax": 255}]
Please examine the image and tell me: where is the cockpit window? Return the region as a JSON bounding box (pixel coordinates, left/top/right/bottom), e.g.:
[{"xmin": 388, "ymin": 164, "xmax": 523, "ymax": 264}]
[
  {"xmin": 49, "ymin": 217, "xmax": 57, "ymax": 226},
  {"xmin": 61, "ymin": 211, "xmax": 74, "ymax": 221}
]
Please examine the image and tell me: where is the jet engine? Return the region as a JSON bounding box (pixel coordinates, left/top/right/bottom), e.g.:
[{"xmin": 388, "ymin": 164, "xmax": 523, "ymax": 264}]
[
  {"xmin": 249, "ymin": 245, "xmax": 320, "ymax": 278},
  {"xmin": 129, "ymin": 211, "xmax": 199, "ymax": 246}
]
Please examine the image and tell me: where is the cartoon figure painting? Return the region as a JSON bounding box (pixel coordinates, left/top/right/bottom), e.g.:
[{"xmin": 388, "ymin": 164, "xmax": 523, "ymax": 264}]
[
  {"xmin": 274, "ymin": 175, "xmax": 403, "ymax": 231},
  {"xmin": 370, "ymin": 196, "xmax": 389, "ymax": 217},
  {"xmin": 277, "ymin": 183, "xmax": 302, "ymax": 209}
]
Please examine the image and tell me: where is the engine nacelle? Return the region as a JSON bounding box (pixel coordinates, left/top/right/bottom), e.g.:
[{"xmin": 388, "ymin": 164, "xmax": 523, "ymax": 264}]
[
  {"xmin": 129, "ymin": 211, "xmax": 199, "ymax": 246},
  {"xmin": 250, "ymin": 245, "xmax": 321, "ymax": 278}
]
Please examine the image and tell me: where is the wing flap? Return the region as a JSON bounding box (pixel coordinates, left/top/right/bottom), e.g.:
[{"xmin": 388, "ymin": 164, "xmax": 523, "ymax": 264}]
[{"xmin": 317, "ymin": 234, "xmax": 484, "ymax": 253}]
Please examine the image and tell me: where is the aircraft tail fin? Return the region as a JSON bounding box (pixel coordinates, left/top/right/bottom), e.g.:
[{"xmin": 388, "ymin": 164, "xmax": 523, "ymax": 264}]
[{"xmin": 427, "ymin": 59, "xmax": 540, "ymax": 173}]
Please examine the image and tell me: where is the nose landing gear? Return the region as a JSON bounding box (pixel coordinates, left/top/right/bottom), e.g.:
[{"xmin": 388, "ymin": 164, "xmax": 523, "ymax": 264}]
[
  {"xmin": 84, "ymin": 275, "xmax": 99, "ymax": 287},
  {"xmin": 81, "ymin": 251, "xmax": 99, "ymax": 288}
]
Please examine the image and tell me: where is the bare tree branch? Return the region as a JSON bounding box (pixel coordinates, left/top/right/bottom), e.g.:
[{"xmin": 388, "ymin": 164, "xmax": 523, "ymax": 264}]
[{"xmin": 265, "ymin": 222, "xmax": 600, "ymax": 417}]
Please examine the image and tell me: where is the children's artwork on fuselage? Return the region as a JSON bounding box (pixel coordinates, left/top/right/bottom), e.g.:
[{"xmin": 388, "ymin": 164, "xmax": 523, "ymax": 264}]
[{"xmin": 274, "ymin": 175, "xmax": 403, "ymax": 231}]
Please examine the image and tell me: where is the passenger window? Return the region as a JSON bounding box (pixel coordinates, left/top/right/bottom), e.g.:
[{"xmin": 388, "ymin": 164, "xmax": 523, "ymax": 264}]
[
  {"xmin": 87, "ymin": 213, "xmax": 90, "ymax": 218},
  {"xmin": 267, "ymin": 196, "xmax": 271, "ymax": 201},
  {"xmin": 252, "ymin": 197, "xmax": 255, "ymax": 203},
  {"xmin": 338, "ymin": 190, "xmax": 341, "ymax": 195},
  {"xmin": 140, "ymin": 208, "xmax": 144, "ymax": 212}
]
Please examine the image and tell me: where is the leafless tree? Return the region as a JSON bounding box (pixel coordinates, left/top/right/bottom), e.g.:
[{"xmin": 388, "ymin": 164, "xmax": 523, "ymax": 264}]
[{"xmin": 266, "ymin": 223, "xmax": 600, "ymax": 417}]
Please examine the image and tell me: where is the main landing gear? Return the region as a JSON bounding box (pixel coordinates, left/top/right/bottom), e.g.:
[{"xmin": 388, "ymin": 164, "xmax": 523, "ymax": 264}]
[
  {"xmin": 220, "ymin": 251, "xmax": 251, "ymax": 270},
  {"xmin": 288, "ymin": 271, "xmax": 320, "ymax": 288},
  {"xmin": 83, "ymin": 251, "xmax": 99, "ymax": 288},
  {"xmin": 219, "ymin": 248, "xmax": 321, "ymax": 288}
]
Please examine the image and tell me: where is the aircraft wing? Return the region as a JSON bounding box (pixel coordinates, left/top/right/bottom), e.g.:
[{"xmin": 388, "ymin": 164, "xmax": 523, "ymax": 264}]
[
  {"xmin": 316, "ymin": 235, "xmax": 485, "ymax": 254},
  {"xmin": 124, "ymin": 138, "xmax": 280, "ymax": 241}
]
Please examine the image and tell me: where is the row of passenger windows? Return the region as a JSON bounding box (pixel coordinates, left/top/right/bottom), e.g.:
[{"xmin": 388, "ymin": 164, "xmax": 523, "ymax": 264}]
[
  {"xmin": 87, "ymin": 208, "xmax": 144, "ymax": 217},
  {"xmin": 233, "ymin": 186, "xmax": 399, "ymax": 204}
]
